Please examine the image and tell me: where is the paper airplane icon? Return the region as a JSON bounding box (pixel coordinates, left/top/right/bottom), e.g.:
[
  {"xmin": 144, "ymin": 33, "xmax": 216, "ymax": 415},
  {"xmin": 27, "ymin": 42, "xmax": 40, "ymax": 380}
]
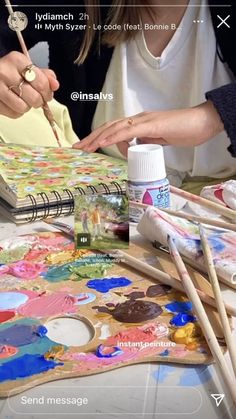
[{"xmin": 211, "ymin": 394, "xmax": 225, "ymax": 407}]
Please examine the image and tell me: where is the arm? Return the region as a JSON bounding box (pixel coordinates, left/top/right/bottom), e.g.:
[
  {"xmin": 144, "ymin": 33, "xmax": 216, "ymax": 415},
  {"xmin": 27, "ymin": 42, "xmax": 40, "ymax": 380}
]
[
  {"xmin": 206, "ymin": 83, "xmax": 236, "ymax": 157},
  {"xmin": 73, "ymin": 101, "xmax": 224, "ymax": 154}
]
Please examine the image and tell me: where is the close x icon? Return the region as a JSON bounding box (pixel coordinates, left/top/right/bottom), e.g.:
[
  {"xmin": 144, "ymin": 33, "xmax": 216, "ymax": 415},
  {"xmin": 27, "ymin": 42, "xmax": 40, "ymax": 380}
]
[{"xmin": 217, "ymin": 14, "xmax": 230, "ymax": 28}]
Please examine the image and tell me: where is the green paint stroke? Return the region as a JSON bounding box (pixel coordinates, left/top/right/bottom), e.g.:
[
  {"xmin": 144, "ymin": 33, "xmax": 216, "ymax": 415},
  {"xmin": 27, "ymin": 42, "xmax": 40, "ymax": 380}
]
[
  {"xmin": 0, "ymin": 246, "xmax": 29, "ymax": 264},
  {"xmin": 43, "ymin": 255, "xmax": 114, "ymax": 283}
]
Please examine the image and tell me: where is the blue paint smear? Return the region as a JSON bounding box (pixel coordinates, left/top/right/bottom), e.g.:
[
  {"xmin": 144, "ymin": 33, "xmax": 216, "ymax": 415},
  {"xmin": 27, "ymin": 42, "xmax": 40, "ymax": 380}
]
[
  {"xmin": 0, "ymin": 319, "xmax": 63, "ymax": 364},
  {"xmin": 159, "ymin": 349, "xmax": 169, "ymax": 357},
  {"xmin": 35, "ymin": 326, "xmax": 48, "ymax": 337},
  {"xmin": 0, "ymin": 324, "xmax": 43, "ymax": 347},
  {"xmin": 165, "ymin": 301, "xmax": 192, "ymax": 313},
  {"xmin": 179, "ymin": 365, "xmax": 213, "ymax": 386},
  {"xmin": 87, "ymin": 277, "xmax": 132, "ymax": 293},
  {"xmin": 95, "ymin": 344, "xmax": 123, "ymax": 358},
  {"xmin": 152, "ymin": 364, "xmax": 213, "ymax": 386},
  {"xmin": 208, "ymin": 236, "xmax": 225, "ymax": 254},
  {"xmin": 0, "ymin": 354, "xmax": 63, "ymax": 382},
  {"xmin": 0, "ymin": 291, "xmax": 28, "ymax": 310},
  {"xmin": 170, "ymin": 313, "xmax": 196, "ymax": 327}
]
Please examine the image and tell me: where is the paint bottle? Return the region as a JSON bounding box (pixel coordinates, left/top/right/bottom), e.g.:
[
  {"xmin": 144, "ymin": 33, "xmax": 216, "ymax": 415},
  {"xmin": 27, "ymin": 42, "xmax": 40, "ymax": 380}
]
[{"xmin": 128, "ymin": 144, "xmax": 170, "ymax": 222}]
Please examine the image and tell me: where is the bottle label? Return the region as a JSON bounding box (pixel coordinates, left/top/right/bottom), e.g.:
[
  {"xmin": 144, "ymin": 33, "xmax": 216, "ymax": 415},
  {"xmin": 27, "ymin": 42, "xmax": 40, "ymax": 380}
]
[{"xmin": 128, "ymin": 181, "xmax": 170, "ymax": 222}]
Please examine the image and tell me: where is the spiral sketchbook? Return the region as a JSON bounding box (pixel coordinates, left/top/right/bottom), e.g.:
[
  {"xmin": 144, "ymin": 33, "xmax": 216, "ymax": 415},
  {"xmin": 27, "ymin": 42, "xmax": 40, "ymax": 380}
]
[{"xmin": 0, "ymin": 144, "xmax": 127, "ymax": 223}]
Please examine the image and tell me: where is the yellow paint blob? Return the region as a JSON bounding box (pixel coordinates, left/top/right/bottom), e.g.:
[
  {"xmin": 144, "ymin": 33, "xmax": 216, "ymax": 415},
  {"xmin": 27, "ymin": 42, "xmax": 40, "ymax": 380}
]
[
  {"xmin": 46, "ymin": 249, "xmax": 88, "ymax": 265},
  {"xmin": 171, "ymin": 323, "xmax": 203, "ymax": 347},
  {"xmin": 44, "ymin": 345, "xmax": 65, "ymax": 360}
]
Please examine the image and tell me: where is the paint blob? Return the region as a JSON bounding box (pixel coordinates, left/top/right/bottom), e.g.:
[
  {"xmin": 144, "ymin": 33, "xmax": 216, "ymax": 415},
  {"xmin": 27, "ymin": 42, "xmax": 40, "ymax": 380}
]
[
  {"xmin": 0, "ymin": 345, "xmax": 18, "ymax": 359},
  {"xmin": 18, "ymin": 293, "xmax": 77, "ymax": 318},
  {"xmin": 0, "ymin": 324, "xmax": 46, "ymax": 347},
  {"xmin": 159, "ymin": 349, "xmax": 169, "ymax": 357},
  {"xmin": 9, "ymin": 261, "xmax": 45, "ymax": 280},
  {"xmin": 170, "ymin": 313, "xmax": 197, "ymax": 327},
  {"xmin": 0, "ymin": 292, "xmax": 28, "ymax": 310},
  {"xmin": 75, "ymin": 293, "xmax": 96, "ymax": 305},
  {"xmin": 138, "ymin": 322, "xmax": 168, "ymax": 338},
  {"xmin": 0, "ymin": 311, "xmax": 15, "ymax": 323},
  {"xmin": 165, "ymin": 301, "xmax": 193, "ymax": 314},
  {"xmin": 0, "ymin": 354, "xmax": 63, "ymax": 382},
  {"xmin": 171, "ymin": 323, "xmax": 203, "ymax": 347},
  {"xmin": 87, "ymin": 277, "xmax": 132, "ymax": 293},
  {"xmin": 69, "ymin": 264, "xmax": 109, "ymax": 280},
  {"xmin": 0, "ymin": 265, "xmax": 9, "ymax": 275},
  {"xmin": 111, "ymin": 300, "xmax": 163, "ymax": 323},
  {"xmin": 95, "ymin": 344, "xmax": 123, "ymax": 358},
  {"xmin": 125, "ymin": 291, "xmax": 145, "ymax": 300},
  {"xmin": 0, "ymin": 246, "xmax": 29, "ymax": 264},
  {"xmin": 146, "ymin": 284, "xmax": 172, "ymax": 297}
]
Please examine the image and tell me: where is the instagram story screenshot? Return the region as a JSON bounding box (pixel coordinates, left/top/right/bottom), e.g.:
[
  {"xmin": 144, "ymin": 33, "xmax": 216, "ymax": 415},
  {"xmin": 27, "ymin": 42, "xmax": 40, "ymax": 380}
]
[{"xmin": 0, "ymin": 1, "xmax": 236, "ymax": 418}]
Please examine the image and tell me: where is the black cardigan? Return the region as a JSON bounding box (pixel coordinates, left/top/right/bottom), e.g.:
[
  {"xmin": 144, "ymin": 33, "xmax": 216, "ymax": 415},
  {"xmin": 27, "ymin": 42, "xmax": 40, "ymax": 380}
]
[{"xmin": 0, "ymin": 0, "xmax": 236, "ymax": 157}]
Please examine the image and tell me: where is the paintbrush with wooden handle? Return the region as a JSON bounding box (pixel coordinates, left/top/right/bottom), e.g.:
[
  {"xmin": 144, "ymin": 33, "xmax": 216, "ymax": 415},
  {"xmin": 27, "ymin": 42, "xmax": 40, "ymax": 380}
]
[
  {"xmin": 43, "ymin": 219, "xmax": 236, "ymax": 317},
  {"xmin": 199, "ymin": 224, "xmax": 236, "ymax": 378},
  {"xmin": 130, "ymin": 200, "xmax": 236, "ymax": 232},
  {"xmin": 168, "ymin": 235, "xmax": 236, "ymax": 406},
  {"xmin": 5, "ymin": 0, "xmax": 61, "ymax": 147}
]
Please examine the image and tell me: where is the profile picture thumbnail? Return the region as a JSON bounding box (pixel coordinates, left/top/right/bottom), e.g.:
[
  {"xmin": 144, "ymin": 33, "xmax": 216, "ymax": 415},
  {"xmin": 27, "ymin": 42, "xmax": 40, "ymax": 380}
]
[{"xmin": 8, "ymin": 11, "xmax": 28, "ymax": 32}]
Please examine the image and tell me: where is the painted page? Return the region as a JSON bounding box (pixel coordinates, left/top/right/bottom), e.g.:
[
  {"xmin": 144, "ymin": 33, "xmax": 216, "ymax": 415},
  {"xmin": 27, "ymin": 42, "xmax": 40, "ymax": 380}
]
[{"xmin": 0, "ymin": 144, "xmax": 127, "ymax": 200}]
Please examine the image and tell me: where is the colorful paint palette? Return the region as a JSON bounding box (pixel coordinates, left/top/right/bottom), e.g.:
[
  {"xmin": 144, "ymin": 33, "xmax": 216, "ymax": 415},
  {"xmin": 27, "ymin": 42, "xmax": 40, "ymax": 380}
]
[{"xmin": 0, "ymin": 232, "xmax": 227, "ymax": 397}]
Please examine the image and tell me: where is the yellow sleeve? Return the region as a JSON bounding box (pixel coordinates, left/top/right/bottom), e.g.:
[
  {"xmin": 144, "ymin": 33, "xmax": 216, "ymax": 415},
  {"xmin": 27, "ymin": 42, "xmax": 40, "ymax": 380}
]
[{"xmin": 0, "ymin": 99, "xmax": 79, "ymax": 147}]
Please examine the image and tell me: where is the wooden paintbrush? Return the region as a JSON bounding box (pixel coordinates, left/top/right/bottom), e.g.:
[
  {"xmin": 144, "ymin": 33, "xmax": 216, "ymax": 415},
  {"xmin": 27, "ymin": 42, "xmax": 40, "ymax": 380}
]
[
  {"xmin": 5, "ymin": 0, "xmax": 61, "ymax": 147},
  {"xmin": 130, "ymin": 201, "xmax": 236, "ymax": 232},
  {"xmin": 167, "ymin": 235, "xmax": 236, "ymax": 406},
  {"xmin": 199, "ymin": 224, "xmax": 236, "ymax": 378},
  {"xmin": 170, "ymin": 185, "xmax": 236, "ymax": 222}
]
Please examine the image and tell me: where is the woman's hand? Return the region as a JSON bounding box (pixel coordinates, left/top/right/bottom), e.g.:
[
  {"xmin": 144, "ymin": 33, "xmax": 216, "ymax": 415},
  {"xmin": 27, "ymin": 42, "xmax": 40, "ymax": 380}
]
[
  {"xmin": 73, "ymin": 101, "xmax": 224, "ymax": 155},
  {"xmin": 0, "ymin": 51, "xmax": 59, "ymax": 118}
]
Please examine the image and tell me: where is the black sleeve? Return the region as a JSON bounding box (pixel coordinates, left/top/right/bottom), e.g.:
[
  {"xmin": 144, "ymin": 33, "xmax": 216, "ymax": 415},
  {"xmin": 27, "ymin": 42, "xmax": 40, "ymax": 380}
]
[{"xmin": 206, "ymin": 83, "xmax": 236, "ymax": 158}]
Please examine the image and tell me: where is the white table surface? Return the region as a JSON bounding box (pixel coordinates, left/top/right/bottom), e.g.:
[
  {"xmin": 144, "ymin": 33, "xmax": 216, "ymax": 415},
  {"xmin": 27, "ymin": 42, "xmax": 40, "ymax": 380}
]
[{"xmin": 0, "ymin": 214, "xmax": 236, "ymax": 419}]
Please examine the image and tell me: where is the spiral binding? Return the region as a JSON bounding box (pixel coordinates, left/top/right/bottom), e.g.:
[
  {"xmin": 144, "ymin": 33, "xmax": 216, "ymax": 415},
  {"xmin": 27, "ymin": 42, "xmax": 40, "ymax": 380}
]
[{"xmin": 25, "ymin": 181, "xmax": 126, "ymax": 222}]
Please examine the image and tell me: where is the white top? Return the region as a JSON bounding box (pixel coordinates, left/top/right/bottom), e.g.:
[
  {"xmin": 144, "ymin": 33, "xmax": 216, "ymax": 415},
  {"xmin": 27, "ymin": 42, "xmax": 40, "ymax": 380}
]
[
  {"xmin": 128, "ymin": 144, "xmax": 166, "ymax": 182},
  {"xmin": 92, "ymin": 0, "xmax": 236, "ymax": 184}
]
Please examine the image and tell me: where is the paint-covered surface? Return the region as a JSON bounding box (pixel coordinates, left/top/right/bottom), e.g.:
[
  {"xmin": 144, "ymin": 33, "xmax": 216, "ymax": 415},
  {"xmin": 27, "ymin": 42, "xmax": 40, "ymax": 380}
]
[
  {"xmin": 137, "ymin": 206, "xmax": 236, "ymax": 285},
  {"xmin": 0, "ymin": 232, "xmax": 217, "ymax": 395},
  {"xmin": 0, "ymin": 354, "xmax": 63, "ymax": 382}
]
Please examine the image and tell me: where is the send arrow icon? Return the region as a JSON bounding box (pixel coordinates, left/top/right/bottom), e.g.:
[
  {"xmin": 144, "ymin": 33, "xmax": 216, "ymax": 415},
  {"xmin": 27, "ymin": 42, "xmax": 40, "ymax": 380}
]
[{"xmin": 211, "ymin": 394, "xmax": 225, "ymax": 407}]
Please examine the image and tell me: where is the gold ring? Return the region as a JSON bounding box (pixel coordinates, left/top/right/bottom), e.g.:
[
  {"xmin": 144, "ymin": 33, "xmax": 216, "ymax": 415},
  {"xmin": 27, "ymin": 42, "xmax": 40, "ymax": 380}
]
[
  {"xmin": 21, "ymin": 64, "xmax": 36, "ymax": 82},
  {"xmin": 128, "ymin": 118, "xmax": 134, "ymax": 125},
  {"xmin": 8, "ymin": 80, "xmax": 25, "ymax": 98}
]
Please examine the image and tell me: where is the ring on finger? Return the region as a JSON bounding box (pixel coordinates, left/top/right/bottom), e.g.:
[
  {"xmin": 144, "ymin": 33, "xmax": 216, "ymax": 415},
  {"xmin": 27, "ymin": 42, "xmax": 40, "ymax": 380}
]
[
  {"xmin": 8, "ymin": 79, "xmax": 25, "ymax": 98},
  {"xmin": 21, "ymin": 63, "xmax": 36, "ymax": 82},
  {"xmin": 127, "ymin": 118, "xmax": 134, "ymax": 125}
]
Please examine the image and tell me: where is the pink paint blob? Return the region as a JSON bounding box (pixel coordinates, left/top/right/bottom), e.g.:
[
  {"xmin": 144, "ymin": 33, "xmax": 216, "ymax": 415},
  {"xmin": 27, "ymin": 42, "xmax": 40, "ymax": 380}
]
[
  {"xmin": 0, "ymin": 345, "xmax": 18, "ymax": 359},
  {"xmin": 106, "ymin": 323, "xmax": 168, "ymax": 347},
  {"xmin": 18, "ymin": 292, "xmax": 77, "ymax": 318},
  {"xmin": 9, "ymin": 261, "xmax": 45, "ymax": 280},
  {"xmin": 0, "ymin": 265, "xmax": 10, "ymax": 275}
]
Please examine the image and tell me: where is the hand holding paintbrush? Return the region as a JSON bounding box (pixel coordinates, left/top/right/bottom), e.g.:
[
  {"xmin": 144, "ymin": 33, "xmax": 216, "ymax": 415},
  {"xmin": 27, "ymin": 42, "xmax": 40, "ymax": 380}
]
[{"xmin": 4, "ymin": 0, "xmax": 61, "ymax": 146}]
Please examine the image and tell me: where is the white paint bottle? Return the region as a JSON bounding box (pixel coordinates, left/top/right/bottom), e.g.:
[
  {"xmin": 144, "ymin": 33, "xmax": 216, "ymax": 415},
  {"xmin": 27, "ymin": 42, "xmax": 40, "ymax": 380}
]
[{"xmin": 128, "ymin": 144, "xmax": 170, "ymax": 222}]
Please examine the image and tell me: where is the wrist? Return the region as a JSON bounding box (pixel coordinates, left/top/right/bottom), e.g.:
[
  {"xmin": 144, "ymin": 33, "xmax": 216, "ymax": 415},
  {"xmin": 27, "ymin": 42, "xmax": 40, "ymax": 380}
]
[{"xmin": 195, "ymin": 101, "xmax": 224, "ymax": 140}]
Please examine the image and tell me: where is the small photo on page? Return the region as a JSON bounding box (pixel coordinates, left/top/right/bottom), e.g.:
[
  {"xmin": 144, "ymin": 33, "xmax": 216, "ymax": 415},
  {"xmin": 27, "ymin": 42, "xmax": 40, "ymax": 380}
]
[{"xmin": 74, "ymin": 194, "xmax": 129, "ymax": 250}]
